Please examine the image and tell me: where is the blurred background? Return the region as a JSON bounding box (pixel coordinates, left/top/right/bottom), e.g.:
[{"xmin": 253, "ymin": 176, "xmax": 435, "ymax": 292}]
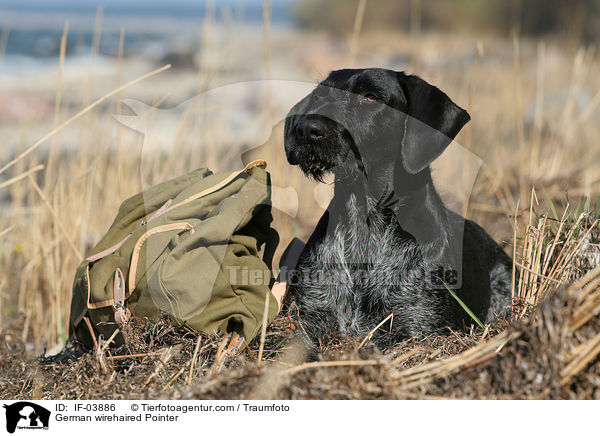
[{"xmin": 1, "ymin": 0, "xmax": 600, "ymax": 352}]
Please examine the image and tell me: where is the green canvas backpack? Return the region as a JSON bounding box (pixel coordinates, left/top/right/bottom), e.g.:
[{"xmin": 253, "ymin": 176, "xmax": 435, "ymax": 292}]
[{"xmin": 68, "ymin": 160, "xmax": 280, "ymax": 349}]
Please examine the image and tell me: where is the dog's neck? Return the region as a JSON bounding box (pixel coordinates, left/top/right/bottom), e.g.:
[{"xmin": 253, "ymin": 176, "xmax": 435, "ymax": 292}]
[{"xmin": 332, "ymin": 164, "xmax": 450, "ymax": 257}]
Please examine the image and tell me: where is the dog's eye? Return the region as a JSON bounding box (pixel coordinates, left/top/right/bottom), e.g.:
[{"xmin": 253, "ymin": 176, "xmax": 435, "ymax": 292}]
[{"xmin": 364, "ymin": 93, "xmax": 378, "ymax": 102}]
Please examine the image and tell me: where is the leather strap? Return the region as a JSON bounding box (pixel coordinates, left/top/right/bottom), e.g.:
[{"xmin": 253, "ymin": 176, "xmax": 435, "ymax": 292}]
[
  {"xmin": 225, "ymin": 332, "xmax": 245, "ymax": 356},
  {"xmin": 128, "ymin": 222, "xmax": 194, "ymax": 293},
  {"xmin": 86, "ymin": 234, "xmax": 132, "ymax": 263},
  {"xmin": 113, "ymin": 268, "xmax": 131, "ymax": 324},
  {"xmin": 86, "ymin": 199, "xmax": 173, "ymax": 263},
  {"xmin": 167, "ymin": 160, "xmax": 266, "ymax": 213}
]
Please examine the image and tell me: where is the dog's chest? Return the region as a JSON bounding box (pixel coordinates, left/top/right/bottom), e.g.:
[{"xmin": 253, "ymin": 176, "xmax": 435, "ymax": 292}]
[
  {"xmin": 300, "ymin": 197, "xmax": 427, "ymax": 335},
  {"xmin": 320, "ymin": 216, "xmax": 417, "ymax": 291}
]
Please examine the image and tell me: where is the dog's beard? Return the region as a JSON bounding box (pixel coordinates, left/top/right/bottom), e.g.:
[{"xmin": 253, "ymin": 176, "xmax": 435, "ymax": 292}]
[
  {"xmin": 289, "ymin": 138, "xmax": 351, "ymax": 182},
  {"xmin": 285, "ymin": 142, "xmax": 332, "ymax": 182},
  {"xmin": 298, "ymin": 154, "xmax": 330, "ymax": 182},
  {"xmin": 286, "ymin": 120, "xmax": 359, "ymax": 182}
]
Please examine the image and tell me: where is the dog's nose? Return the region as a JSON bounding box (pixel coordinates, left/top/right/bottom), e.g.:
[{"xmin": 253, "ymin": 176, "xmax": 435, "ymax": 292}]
[{"xmin": 295, "ymin": 118, "xmax": 326, "ymax": 141}]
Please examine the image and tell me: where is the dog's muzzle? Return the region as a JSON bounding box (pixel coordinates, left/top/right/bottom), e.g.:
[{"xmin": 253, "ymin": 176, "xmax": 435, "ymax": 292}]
[
  {"xmin": 286, "ymin": 116, "xmax": 327, "ymax": 164},
  {"xmin": 284, "ymin": 110, "xmax": 358, "ymax": 182}
]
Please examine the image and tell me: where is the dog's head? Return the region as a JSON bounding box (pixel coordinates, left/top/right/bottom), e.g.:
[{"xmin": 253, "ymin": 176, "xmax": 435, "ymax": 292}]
[{"xmin": 284, "ymin": 68, "xmax": 470, "ymax": 185}]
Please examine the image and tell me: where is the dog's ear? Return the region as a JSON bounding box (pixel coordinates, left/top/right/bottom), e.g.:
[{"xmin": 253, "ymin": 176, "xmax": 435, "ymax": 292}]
[{"xmin": 399, "ymin": 74, "xmax": 470, "ymax": 174}]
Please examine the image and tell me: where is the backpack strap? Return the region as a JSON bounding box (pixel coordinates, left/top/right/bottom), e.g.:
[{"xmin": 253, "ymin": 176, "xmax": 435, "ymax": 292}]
[
  {"xmin": 168, "ymin": 160, "xmax": 267, "ymax": 212},
  {"xmin": 86, "ymin": 235, "xmax": 132, "ymax": 262},
  {"xmin": 86, "ymin": 199, "xmax": 173, "ymax": 263},
  {"xmin": 113, "ymin": 268, "xmax": 130, "ymax": 324},
  {"xmin": 128, "ymin": 222, "xmax": 195, "ymax": 294}
]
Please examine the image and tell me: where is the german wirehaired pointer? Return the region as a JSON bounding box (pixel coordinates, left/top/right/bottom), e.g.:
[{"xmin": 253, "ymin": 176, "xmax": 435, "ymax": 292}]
[{"xmin": 283, "ymin": 68, "xmax": 513, "ymax": 352}]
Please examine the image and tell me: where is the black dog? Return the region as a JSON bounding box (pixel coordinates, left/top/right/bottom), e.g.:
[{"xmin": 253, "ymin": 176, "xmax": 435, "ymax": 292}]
[{"xmin": 283, "ymin": 68, "xmax": 514, "ymax": 352}]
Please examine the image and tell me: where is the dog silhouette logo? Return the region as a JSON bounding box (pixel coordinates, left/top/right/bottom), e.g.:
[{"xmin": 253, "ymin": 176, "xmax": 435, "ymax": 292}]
[{"xmin": 3, "ymin": 402, "xmax": 50, "ymax": 433}]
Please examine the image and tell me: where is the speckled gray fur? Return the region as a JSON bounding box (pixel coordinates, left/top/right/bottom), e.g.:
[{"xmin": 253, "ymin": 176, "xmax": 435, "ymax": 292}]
[{"xmin": 283, "ymin": 68, "xmax": 515, "ymax": 353}]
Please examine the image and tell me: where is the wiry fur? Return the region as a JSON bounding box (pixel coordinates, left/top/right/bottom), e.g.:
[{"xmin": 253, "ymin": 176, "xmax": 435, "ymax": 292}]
[
  {"xmin": 290, "ymin": 194, "xmax": 449, "ymax": 349},
  {"xmin": 284, "ymin": 68, "xmax": 514, "ymax": 353}
]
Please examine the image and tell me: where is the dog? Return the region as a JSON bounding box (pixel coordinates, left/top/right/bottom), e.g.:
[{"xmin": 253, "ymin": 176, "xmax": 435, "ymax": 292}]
[{"xmin": 282, "ymin": 68, "xmax": 514, "ymax": 352}]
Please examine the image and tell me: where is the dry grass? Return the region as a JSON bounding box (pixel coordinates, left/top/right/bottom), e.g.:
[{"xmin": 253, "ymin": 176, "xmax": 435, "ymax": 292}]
[
  {"xmin": 1, "ymin": 5, "xmax": 600, "ymax": 399},
  {"xmin": 3, "ymin": 275, "xmax": 599, "ymax": 399}
]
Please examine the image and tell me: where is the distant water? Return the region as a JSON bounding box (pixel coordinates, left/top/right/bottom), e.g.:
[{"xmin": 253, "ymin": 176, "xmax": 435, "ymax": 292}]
[
  {"xmin": 0, "ymin": 0, "xmax": 296, "ymax": 63},
  {"xmin": 0, "ymin": 0, "xmax": 295, "ymax": 20},
  {"xmin": 0, "ymin": 0, "xmax": 295, "ymax": 25}
]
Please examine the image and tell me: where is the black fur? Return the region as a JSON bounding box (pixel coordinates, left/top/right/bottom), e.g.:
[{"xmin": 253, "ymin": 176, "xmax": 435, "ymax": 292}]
[{"xmin": 283, "ymin": 68, "xmax": 514, "ymax": 352}]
